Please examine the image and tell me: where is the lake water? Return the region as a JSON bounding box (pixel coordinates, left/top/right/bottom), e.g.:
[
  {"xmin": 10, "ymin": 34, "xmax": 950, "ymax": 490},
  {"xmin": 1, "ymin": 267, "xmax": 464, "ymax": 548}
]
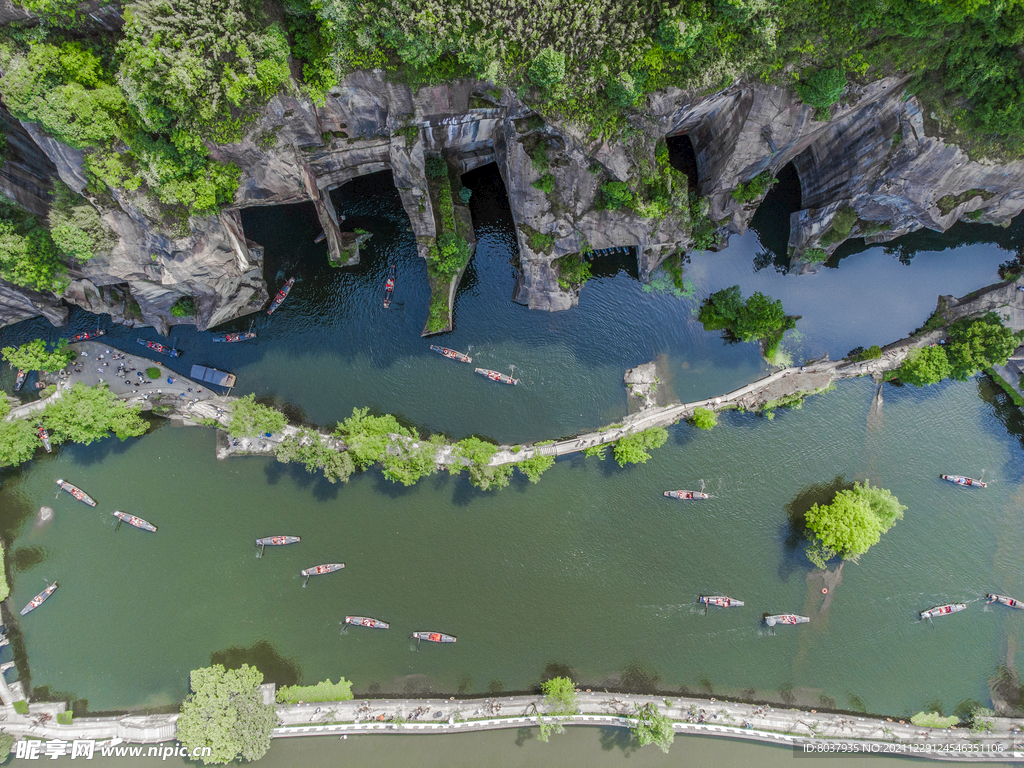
[{"xmin": 1, "ymin": 166, "xmax": 1023, "ymax": 723}]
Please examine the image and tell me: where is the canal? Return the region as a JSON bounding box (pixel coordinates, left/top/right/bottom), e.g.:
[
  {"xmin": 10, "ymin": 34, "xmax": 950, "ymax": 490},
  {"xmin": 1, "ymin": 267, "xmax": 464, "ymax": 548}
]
[{"xmin": 1, "ymin": 166, "xmax": 1023, "ymax": 723}]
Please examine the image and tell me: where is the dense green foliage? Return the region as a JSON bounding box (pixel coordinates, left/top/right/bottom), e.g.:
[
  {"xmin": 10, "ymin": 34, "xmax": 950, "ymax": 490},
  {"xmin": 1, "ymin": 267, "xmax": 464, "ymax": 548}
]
[
  {"xmin": 698, "ymin": 286, "xmax": 796, "ymax": 357},
  {"xmin": 537, "ymin": 675, "xmax": 579, "ymax": 742},
  {"xmin": 613, "ymin": 426, "xmax": 668, "ymax": 466},
  {"xmin": 796, "ymin": 67, "xmax": 847, "ymax": 118},
  {"xmin": 731, "ymin": 171, "xmax": 777, "ymax": 203},
  {"xmin": 42, "ymin": 383, "xmax": 148, "ymax": 444},
  {"xmin": 275, "ymin": 429, "xmax": 354, "ymax": 483},
  {"xmin": 631, "ymin": 702, "xmax": 675, "ymax": 752},
  {"xmin": 910, "ymin": 711, "xmax": 958, "ymax": 728},
  {"xmin": 847, "ymin": 344, "xmax": 882, "ymax": 362},
  {"xmin": 276, "ymin": 677, "xmax": 353, "ymax": 704},
  {"xmin": 515, "ymin": 453, "xmax": 555, "ymax": 483},
  {"xmin": 0, "ymin": 399, "xmax": 38, "ymax": 469},
  {"xmin": 897, "ymin": 345, "xmax": 952, "ymax": 386},
  {"xmin": 146, "ymin": 367, "xmax": 161, "ymax": 379},
  {"xmin": 48, "ymin": 182, "xmax": 116, "ymax": 262},
  {"xmin": 228, "ymin": 394, "xmax": 287, "ymax": 438},
  {"xmin": 381, "ymin": 431, "xmax": 443, "ymax": 486},
  {"xmin": 804, "ymin": 480, "xmax": 906, "ymax": 568},
  {"xmin": 171, "ymin": 297, "xmax": 196, "ymax": 318},
  {"xmin": 0, "ymin": 198, "xmax": 66, "ymax": 292},
  {"xmin": 820, "ymin": 206, "xmax": 858, "ymax": 246},
  {"xmin": 691, "ymin": 406, "xmax": 718, "ymax": 430},
  {"xmin": 335, "ymin": 406, "xmax": 408, "ymax": 469},
  {"xmin": 554, "ymin": 253, "xmax": 592, "ymax": 291},
  {"xmin": 2, "ymin": 338, "xmax": 72, "ymax": 372},
  {"xmin": 898, "ymin": 313, "xmax": 1021, "ymax": 385},
  {"xmin": 177, "ymin": 664, "xmax": 275, "ymax": 765}
]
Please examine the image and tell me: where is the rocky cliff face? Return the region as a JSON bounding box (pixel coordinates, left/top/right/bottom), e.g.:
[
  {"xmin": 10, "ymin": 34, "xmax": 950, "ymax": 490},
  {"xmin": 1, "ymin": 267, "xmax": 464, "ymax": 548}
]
[{"xmin": 4, "ymin": 71, "xmax": 1024, "ymax": 332}]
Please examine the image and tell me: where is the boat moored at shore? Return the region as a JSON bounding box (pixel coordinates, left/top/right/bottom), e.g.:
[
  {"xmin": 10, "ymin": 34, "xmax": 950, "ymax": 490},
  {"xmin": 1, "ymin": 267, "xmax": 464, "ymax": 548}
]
[
  {"xmin": 55, "ymin": 479, "xmax": 96, "ymax": 506},
  {"xmin": 68, "ymin": 330, "xmax": 105, "ymax": 343},
  {"xmin": 475, "ymin": 368, "xmax": 519, "ymax": 385},
  {"xmin": 920, "ymin": 603, "xmax": 967, "ymax": 619},
  {"xmin": 137, "ymin": 339, "xmax": 180, "ymax": 358},
  {"xmin": 13, "ymin": 368, "xmax": 26, "ymax": 391},
  {"xmin": 38, "ymin": 425, "xmax": 51, "ymax": 453},
  {"xmin": 20, "ymin": 582, "xmax": 58, "ymax": 616},
  {"xmin": 665, "ymin": 490, "xmax": 709, "ymax": 500},
  {"xmin": 267, "ymin": 278, "xmax": 295, "ymax": 315},
  {"xmin": 430, "ymin": 345, "xmax": 472, "ymax": 363},
  {"xmin": 345, "ymin": 616, "xmax": 389, "ymax": 629},
  {"xmin": 940, "ymin": 474, "xmax": 987, "ymax": 488},
  {"xmin": 113, "ymin": 511, "xmax": 157, "ymax": 532}
]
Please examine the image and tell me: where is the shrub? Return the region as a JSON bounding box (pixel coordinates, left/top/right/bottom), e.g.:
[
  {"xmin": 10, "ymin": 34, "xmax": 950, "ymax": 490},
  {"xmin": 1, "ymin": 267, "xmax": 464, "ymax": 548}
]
[
  {"xmin": 458, "ymin": 186, "xmax": 472, "ymax": 204},
  {"xmin": 146, "ymin": 367, "xmax": 160, "ymax": 379},
  {"xmin": 532, "ymin": 174, "xmax": 555, "ymax": 194},
  {"xmin": 170, "ymin": 296, "xmax": 195, "ymax": 317},
  {"xmin": 229, "ymin": 394, "xmax": 287, "ymax": 438},
  {"xmin": 796, "ymin": 67, "xmax": 847, "ymax": 110},
  {"xmin": 803, "ymin": 248, "xmax": 828, "ymax": 262},
  {"xmin": 275, "ymin": 429, "xmax": 354, "ymax": 483},
  {"xmin": 847, "ymin": 345, "xmax": 882, "ymax": 362},
  {"xmin": 336, "ymin": 407, "xmax": 408, "ymax": 469},
  {"xmin": 599, "ymin": 181, "xmax": 634, "ymax": 210},
  {"xmin": 49, "ymin": 181, "xmax": 115, "ymax": 262},
  {"xmin": 435, "ymin": 230, "xmax": 471, "ymax": 276},
  {"xmin": 692, "ymin": 407, "xmax": 718, "ymax": 430},
  {"xmin": 425, "ymin": 155, "xmax": 448, "ymax": 179},
  {"xmin": 276, "ymin": 677, "xmax": 354, "ymax": 704},
  {"xmin": 515, "ymin": 454, "xmax": 554, "ymax": 483},
  {"xmin": 554, "ymin": 253, "xmax": 592, "ymax": 291},
  {"xmin": 528, "ymin": 47, "xmax": 566, "ymax": 90},
  {"xmin": 731, "ymin": 171, "xmax": 777, "ymax": 203},
  {"xmin": 820, "ymin": 207, "xmax": 857, "ymax": 246},
  {"xmin": 13, "ymin": 700, "xmax": 29, "ymax": 714},
  {"xmin": 613, "ymin": 427, "xmax": 668, "ymax": 466}
]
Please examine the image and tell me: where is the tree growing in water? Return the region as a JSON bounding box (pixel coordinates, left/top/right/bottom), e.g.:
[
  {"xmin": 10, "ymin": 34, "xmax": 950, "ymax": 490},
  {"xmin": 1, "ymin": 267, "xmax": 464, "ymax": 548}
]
[
  {"xmin": 698, "ymin": 286, "xmax": 796, "ymax": 361},
  {"xmin": 2, "ymin": 338, "xmax": 73, "ymax": 373},
  {"xmin": 613, "ymin": 427, "xmax": 668, "ymax": 466},
  {"xmin": 42, "ymin": 383, "xmax": 148, "ymax": 444},
  {"xmin": 176, "ymin": 664, "xmax": 275, "ymax": 765},
  {"xmin": 803, "ymin": 480, "xmax": 906, "ymax": 568},
  {"xmin": 0, "ymin": 399, "xmax": 38, "ymax": 468}
]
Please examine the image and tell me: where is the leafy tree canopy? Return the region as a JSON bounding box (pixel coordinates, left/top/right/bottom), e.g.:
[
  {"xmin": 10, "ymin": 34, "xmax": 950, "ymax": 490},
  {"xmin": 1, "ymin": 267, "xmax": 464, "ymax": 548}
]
[
  {"xmin": 0, "ymin": 200, "xmax": 67, "ymax": 292},
  {"xmin": 613, "ymin": 426, "xmax": 668, "ymax": 466},
  {"xmin": 381, "ymin": 431, "xmax": 442, "ymax": 486},
  {"xmin": 335, "ymin": 406, "xmax": 408, "ymax": 469},
  {"xmin": 49, "ymin": 182, "xmax": 116, "ymax": 263},
  {"xmin": 898, "ymin": 345, "xmax": 951, "ymax": 387},
  {"xmin": 796, "ymin": 67, "xmax": 847, "ymax": 109},
  {"xmin": 516, "ymin": 453, "xmax": 554, "ymax": 483},
  {"xmin": 275, "ymin": 428, "xmax": 354, "ymax": 483},
  {"xmin": 804, "ymin": 480, "xmax": 906, "ymax": 567},
  {"xmin": 542, "ymin": 675, "xmax": 580, "ymax": 716},
  {"xmin": 229, "ymin": 394, "xmax": 287, "ymax": 438},
  {"xmin": 692, "ymin": 406, "xmax": 718, "ymax": 430},
  {"xmin": 945, "ymin": 312, "xmax": 1021, "ymax": 380},
  {"xmin": 0, "ymin": 416, "xmax": 39, "ymax": 469},
  {"xmin": 2, "ymin": 338, "xmax": 73, "ymax": 372},
  {"xmin": 42, "ymin": 383, "xmax": 149, "ymax": 444},
  {"xmin": 276, "ymin": 677, "xmax": 353, "ymax": 704},
  {"xmin": 632, "ymin": 702, "xmax": 675, "ymax": 752},
  {"xmin": 176, "ymin": 664, "xmax": 275, "ymax": 765}
]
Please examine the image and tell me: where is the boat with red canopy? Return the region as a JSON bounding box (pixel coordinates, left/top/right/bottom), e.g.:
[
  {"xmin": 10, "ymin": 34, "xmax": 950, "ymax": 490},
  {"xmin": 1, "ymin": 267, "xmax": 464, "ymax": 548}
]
[
  {"xmin": 700, "ymin": 595, "xmax": 743, "ymax": 608},
  {"xmin": 267, "ymin": 278, "xmax": 295, "ymax": 315},
  {"xmin": 55, "ymin": 479, "xmax": 96, "ymax": 506},
  {"xmin": 13, "ymin": 369, "xmax": 26, "ymax": 391},
  {"xmin": 940, "ymin": 474, "xmax": 987, "ymax": 488},
  {"xmin": 20, "ymin": 582, "xmax": 58, "ymax": 616},
  {"xmin": 413, "ymin": 631, "xmax": 456, "ymax": 643},
  {"xmin": 301, "ymin": 563, "xmax": 344, "ymax": 586},
  {"xmin": 137, "ymin": 339, "xmax": 180, "ymax": 357},
  {"xmin": 383, "ymin": 265, "xmax": 396, "ymax": 308},
  {"xmin": 475, "ymin": 368, "xmax": 519, "ymax": 385},
  {"xmin": 345, "ymin": 616, "xmax": 389, "ymax": 629},
  {"xmin": 257, "ymin": 536, "xmax": 300, "ymax": 547},
  {"xmin": 113, "ymin": 511, "xmax": 157, "ymax": 532},
  {"xmin": 430, "ymin": 345, "xmax": 472, "ymax": 364},
  {"xmin": 664, "ymin": 490, "xmax": 709, "ymax": 500},
  {"xmin": 987, "ymin": 594, "xmax": 1024, "ymax": 609},
  {"xmin": 38, "ymin": 425, "xmax": 51, "ymax": 453},
  {"xmin": 212, "ymin": 331, "xmax": 257, "ymax": 343},
  {"xmin": 765, "ymin": 614, "xmax": 809, "ymax": 626},
  {"xmin": 68, "ymin": 330, "xmax": 105, "ymax": 343},
  {"xmin": 920, "ymin": 603, "xmax": 966, "ymax": 619}
]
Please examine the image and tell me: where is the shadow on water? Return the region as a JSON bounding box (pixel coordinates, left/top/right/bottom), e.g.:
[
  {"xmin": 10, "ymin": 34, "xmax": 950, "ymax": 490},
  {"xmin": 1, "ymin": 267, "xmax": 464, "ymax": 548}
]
[
  {"xmin": 778, "ymin": 475, "xmax": 854, "ymax": 581},
  {"xmin": 617, "ymin": 660, "xmax": 662, "ymax": 694},
  {"xmin": 10, "ymin": 545, "xmax": 48, "ymax": 573},
  {"xmin": 598, "ymin": 725, "xmax": 637, "ymax": 754},
  {"xmin": 749, "ymin": 162, "xmax": 801, "ymax": 274},
  {"xmin": 54, "ymin": 416, "xmax": 165, "ymax": 469},
  {"xmin": 210, "ymin": 639, "xmax": 302, "ymax": 687},
  {"xmin": 538, "ymin": 661, "xmax": 577, "ymax": 691}
]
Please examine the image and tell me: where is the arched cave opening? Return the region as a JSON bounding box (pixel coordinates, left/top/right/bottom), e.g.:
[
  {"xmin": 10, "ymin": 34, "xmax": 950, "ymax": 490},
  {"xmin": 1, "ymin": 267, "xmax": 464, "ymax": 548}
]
[
  {"xmin": 665, "ymin": 133, "xmax": 700, "ymax": 192},
  {"xmin": 749, "ymin": 161, "xmax": 802, "ymax": 273}
]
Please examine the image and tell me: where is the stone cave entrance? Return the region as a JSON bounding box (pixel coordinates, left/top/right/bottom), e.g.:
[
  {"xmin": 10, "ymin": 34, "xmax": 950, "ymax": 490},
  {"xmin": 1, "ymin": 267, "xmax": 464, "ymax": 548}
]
[
  {"xmin": 665, "ymin": 133, "xmax": 700, "ymax": 192},
  {"xmin": 749, "ymin": 161, "xmax": 802, "ymax": 273}
]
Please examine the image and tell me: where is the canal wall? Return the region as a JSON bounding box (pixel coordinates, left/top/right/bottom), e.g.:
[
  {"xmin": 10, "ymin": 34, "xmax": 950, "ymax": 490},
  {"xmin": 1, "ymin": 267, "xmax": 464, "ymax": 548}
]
[{"xmin": 3, "ymin": 691, "xmax": 1024, "ymax": 760}]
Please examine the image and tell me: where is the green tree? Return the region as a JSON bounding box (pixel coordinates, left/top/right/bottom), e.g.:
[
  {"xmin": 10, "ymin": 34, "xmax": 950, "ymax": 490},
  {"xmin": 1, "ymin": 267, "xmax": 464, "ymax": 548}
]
[
  {"xmin": 796, "ymin": 67, "xmax": 847, "ymax": 114},
  {"xmin": 381, "ymin": 432, "xmax": 442, "ymax": 486},
  {"xmin": 336, "ymin": 407, "xmax": 410, "ymax": 469},
  {"xmin": 176, "ymin": 664, "xmax": 275, "ymax": 765},
  {"xmin": 699, "ymin": 287, "xmax": 795, "ymax": 350},
  {"xmin": 2, "ymin": 338, "xmax": 73, "ymax": 372},
  {"xmin": 171, "ymin": 297, "xmax": 196, "ymax": 318},
  {"xmin": 804, "ymin": 480, "xmax": 906, "ymax": 568},
  {"xmin": 0, "ymin": 214, "xmax": 66, "ymax": 293},
  {"xmin": 48, "ymin": 182, "xmax": 116, "ymax": 262},
  {"xmin": 0, "ymin": 399, "xmax": 39, "ymax": 469},
  {"xmin": 897, "ymin": 346, "xmax": 951, "ymax": 386},
  {"xmin": 528, "ymin": 47, "xmax": 566, "ymax": 90},
  {"xmin": 537, "ymin": 676, "xmax": 579, "ymax": 742},
  {"xmin": 228, "ymin": 394, "xmax": 287, "ymax": 438},
  {"xmin": 468, "ymin": 463, "xmax": 513, "ymax": 490},
  {"xmin": 631, "ymin": 702, "xmax": 675, "ymax": 752},
  {"xmin": 692, "ymin": 407, "xmax": 718, "ymax": 430},
  {"xmin": 945, "ymin": 312, "xmax": 1020, "ymax": 379},
  {"xmin": 515, "ymin": 453, "xmax": 554, "ymax": 483},
  {"xmin": 275, "ymin": 429, "xmax": 354, "ymax": 483},
  {"xmin": 613, "ymin": 427, "xmax": 668, "ymax": 467},
  {"xmin": 42, "ymin": 383, "xmax": 148, "ymax": 444}
]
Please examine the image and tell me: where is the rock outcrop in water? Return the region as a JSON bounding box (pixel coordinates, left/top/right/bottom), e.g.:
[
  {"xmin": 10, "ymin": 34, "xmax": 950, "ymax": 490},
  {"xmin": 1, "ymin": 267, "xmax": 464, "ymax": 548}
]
[{"xmin": 4, "ymin": 72, "xmax": 1024, "ymax": 330}]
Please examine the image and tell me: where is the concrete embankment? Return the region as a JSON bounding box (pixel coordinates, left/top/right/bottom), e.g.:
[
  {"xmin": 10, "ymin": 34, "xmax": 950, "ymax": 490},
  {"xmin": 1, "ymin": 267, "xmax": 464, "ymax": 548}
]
[{"xmin": 4, "ymin": 692, "xmax": 1024, "ymax": 761}]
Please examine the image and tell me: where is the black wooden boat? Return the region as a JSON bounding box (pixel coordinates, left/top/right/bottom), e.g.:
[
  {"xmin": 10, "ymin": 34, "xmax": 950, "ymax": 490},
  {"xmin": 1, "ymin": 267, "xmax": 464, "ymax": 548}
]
[
  {"xmin": 13, "ymin": 368, "xmax": 26, "ymax": 391},
  {"xmin": 113, "ymin": 511, "xmax": 157, "ymax": 532},
  {"xmin": 38, "ymin": 425, "xmax": 51, "ymax": 453},
  {"xmin": 267, "ymin": 278, "xmax": 295, "ymax": 315},
  {"xmin": 475, "ymin": 368, "xmax": 519, "ymax": 385},
  {"xmin": 137, "ymin": 338, "xmax": 181, "ymax": 357},
  {"xmin": 413, "ymin": 631, "xmax": 456, "ymax": 643},
  {"xmin": 345, "ymin": 616, "xmax": 389, "ymax": 629},
  {"xmin": 68, "ymin": 330, "xmax": 105, "ymax": 343},
  {"xmin": 301, "ymin": 562, "xmax": 343, "ymax": 586},
  {"xmin": 764, "ymin": 614, "xmax": 809, "ymax": 626},
  {"xmin": 987, "ymin": 594, "xmax": 1024, "ymax": 609},
  {"xmin": 383, "ymin": 265, "xmax": 395, "ymax": 308},
  {"xmin": 430, "ymin": 345, "xmax": 472, "ymax": 364},
  {"xmin": 919, "ymin": 603, "xmax": 966, "ymax": 619},
  {"xmin": 700, "ymin": 595, "xmax": 743, "ymax": 608},
  {"xmin": 212, "ymin": 331, "xmax": 257, "ymax": 343},
  {"xmin": 55, "ymin": 478, "xmax": 96, "ymax": 506},
  {"xmin": 664, "ymin": 490, "xmax": 709, "ymax": 500},
  {"xmin": 940, "ymin": 474, "xmax": 987, "ymax": 488},
  {"xmin": 20, "ymin": 582, "xmax": 58, "ymax": 616}
]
